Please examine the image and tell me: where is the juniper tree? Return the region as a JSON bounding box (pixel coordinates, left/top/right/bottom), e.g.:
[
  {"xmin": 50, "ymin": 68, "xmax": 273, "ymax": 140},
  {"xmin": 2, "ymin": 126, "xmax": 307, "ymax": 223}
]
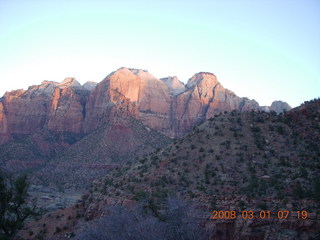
[{"xmin": 0, "ymin": 173, "xmax": 38, "ymax": 240}]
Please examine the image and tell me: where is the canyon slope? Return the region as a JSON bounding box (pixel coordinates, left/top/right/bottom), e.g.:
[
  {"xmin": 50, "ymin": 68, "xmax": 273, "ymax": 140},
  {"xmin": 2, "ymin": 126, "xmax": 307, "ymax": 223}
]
[
  {"xmin": 18, "ymin": 98, "xmax": 319, "ymax": 240},
  {"xmin": 76, "ymin": 98, "xmax": 320, "ymax": 240}
]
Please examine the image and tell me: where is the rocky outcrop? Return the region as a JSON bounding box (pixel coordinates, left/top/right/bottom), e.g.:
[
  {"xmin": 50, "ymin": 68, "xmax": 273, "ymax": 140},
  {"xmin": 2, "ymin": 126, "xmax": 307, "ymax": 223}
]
[
  {"xmin": 270, "ymin": 100, "xmax": 292, "ymax": 113},
  {"xmin": 259, "ymin": 100, "xmax": 292, "ymax": 114}
]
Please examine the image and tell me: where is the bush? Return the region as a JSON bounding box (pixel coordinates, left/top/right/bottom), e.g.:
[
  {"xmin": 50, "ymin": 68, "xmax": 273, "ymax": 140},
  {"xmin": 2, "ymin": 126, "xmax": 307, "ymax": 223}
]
[{"xmin": 76, "ymin": 197, "xmax": 211, "ymax": 240}]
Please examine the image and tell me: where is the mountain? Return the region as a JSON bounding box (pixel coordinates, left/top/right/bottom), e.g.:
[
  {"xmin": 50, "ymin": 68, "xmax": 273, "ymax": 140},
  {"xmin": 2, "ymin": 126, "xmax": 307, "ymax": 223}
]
[
  {"xmin": 0, "ymin": 68, "xmax": 291, "ymax": 183},
  {"xmin": 83, "ymin": 68, "xmax": 262, "ymax": 137},
  {"xmin": 17, "ymin": 98, "xmax": 318, "ymax": 240},
  {"xmin": 84, "ymin": 67, "xmax": 172, "ymax": 136},
  {"xmin": 171, "ymin": 72, "xmax": 260, "ymax": 136},
  {"xmin": 76, "ymin": 98, "xmax": 320, "ymax": 240},
  {"xmin": 4, "ymin": 69, "xmax": 315, "ymax": 239},
  {"xmin": 0, "ymin": 78, "xmax": 90, "ymax": 145},
  {"xmin": 0, "ymin": 68, "xmax": 290, "ymax": 145}
]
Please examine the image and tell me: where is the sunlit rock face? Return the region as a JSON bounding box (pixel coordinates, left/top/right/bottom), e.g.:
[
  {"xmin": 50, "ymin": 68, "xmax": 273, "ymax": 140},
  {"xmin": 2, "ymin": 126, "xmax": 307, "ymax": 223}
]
[
  {"xmin": 171, "ymin": 72, "xmax": 259, "ymax": 136},
  {"xmin": 0, "ymin": 78, "xmax": 91, "ymax": 143},
  {"xmin": 85, "ymin": 69, "xmax": 259, "ymax": 137},
  {"xmin": 0, "ymin": 68, "xmax": 265, "ymax": 144},
  {"xmin": 85, "ymin": 68, "xmax": 172, "ymax": 135}
]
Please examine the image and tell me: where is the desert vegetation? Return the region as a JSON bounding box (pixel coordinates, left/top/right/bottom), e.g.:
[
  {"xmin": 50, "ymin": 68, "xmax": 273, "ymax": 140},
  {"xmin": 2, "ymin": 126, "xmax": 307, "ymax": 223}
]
[
  {"xmin": 77, "ymin": 197, "xmax": 211, "ymax": 240},
  {"xmin": 0, "ymin": 173, "xmax": 39, "ymax": 240}
]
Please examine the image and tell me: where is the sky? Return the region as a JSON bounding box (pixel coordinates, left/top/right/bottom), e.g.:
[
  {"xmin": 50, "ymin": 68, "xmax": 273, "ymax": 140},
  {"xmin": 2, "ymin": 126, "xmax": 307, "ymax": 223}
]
[{"xmin": 0, "ymin": 0, "xmax": 319, "ymax": 107}]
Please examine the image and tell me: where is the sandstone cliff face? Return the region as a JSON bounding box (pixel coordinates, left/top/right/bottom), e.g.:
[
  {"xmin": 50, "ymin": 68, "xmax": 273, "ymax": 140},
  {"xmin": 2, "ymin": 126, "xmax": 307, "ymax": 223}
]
[
  {"xmin": 85, "ymin": 68, "xmax": 172, "ymax": 135},
  {"xmin": 46, "ymin": 79, "xmax": 89, "ymax": 133},
  {"xmin": 85, "ymin": 69, "xmax": 259, "ymax": 137},
  {"xmin": 1, "ymin": 88, "xmax": 46, "ymax": 136},
  {"xmin": 0, "ymin": 101, "xmax": 10, "ymax": 144},
  {"xmin": 172, "ymin": 72, "xmax": 259, "ymax": 135},
  {"xmin": 0, "ymin": 68, "xmax": 273, "ymax": 144},
  {"xmin": 0, "ymin": 78, "xmax": 91, "ymax": 144}
]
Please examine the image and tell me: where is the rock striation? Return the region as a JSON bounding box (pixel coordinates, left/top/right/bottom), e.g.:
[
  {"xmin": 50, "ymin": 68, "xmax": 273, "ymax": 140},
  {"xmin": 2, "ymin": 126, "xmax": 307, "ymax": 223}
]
[
  {"xmin": 171, "ymin": 72, "xmax": 259, "ymax": 135},
  {"xmin": 84, "ymin": 68, "xmax": 172, "ymax": 135},
  {"xmin": 0, "ymin": 78, "xmax": 91, "ymax": 144}
]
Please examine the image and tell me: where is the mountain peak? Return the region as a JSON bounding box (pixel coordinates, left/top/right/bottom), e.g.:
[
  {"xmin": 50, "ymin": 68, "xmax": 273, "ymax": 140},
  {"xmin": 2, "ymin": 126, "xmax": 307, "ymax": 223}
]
[
  {"xmin": 270, "ymin": 100, "xmax": 292, "ymax": 113},
  {"xmin": 58, "ymin": 77, "xmax": 82, "ymax": 88},
  {"xmin": 186, "ymin": 72, "xmax": 218, "ymax": 88},
  {"xmin": 83, "ymin": 81, "xmax": 97, "ymax": 91},
  {"xmin": 40, "ymin": 80, "xmax": 58, "ymax": 86},
  {"xmin": 160, "ymin": 76, "xmax": 186, "ymax": 95},
  {"xmin": 110, "ymin": 67, "xmax": 157, "ymax": 82}
]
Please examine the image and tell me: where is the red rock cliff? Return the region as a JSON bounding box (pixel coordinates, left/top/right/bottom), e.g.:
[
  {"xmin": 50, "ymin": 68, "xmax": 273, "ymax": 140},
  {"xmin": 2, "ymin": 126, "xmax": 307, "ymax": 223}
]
[{"xmin": 0, "ymin": 68, "xmax": 266, "ymax": 144}]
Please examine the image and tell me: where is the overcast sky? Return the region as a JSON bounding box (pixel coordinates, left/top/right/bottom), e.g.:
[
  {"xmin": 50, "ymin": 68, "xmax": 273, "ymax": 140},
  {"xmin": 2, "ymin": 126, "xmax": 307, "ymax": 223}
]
[{"xmin": 0, "ymin": 0, "xmax": 319, "ymax": 107}]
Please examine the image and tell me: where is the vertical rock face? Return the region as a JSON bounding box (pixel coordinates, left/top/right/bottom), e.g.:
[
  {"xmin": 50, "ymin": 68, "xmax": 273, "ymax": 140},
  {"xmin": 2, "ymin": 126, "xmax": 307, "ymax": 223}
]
[
  {"xmin": 46, "ymin": 86, "xmax": 88, "ymax": 133},
  {"xmin": 1, "ymin": 89, "xmax": 46, "ymax": 135},
  {"xmin": 0, "ymin": 67, "xmax": 277, "ymax": 144},
  {"xmin": 0, "ymin": 99, "xmax": 11, "ymax": 144},
  {"xmin": 85, "ymin": 68, "xmax": 172, "ymax": 135},
  {"xmin": 0, "ymin": 78, "xmax": 91, "ymax": 143},
  {"xmin": 172, "ymin": 72, "xmax": 259, "ymax": 135}
]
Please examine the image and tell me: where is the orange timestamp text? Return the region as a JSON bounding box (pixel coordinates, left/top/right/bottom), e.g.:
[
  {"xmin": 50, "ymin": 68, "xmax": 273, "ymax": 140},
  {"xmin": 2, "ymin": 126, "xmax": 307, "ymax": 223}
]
[{"xmin": 211, "ymin": 210, "xmax": 309, "ymax": 220}]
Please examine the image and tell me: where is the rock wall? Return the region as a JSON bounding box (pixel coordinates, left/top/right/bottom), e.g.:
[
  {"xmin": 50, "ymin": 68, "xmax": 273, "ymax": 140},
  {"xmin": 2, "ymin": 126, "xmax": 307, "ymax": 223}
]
[{"xmin": 0, "ymin": 67, "xmax": 287, "ymax": 144}]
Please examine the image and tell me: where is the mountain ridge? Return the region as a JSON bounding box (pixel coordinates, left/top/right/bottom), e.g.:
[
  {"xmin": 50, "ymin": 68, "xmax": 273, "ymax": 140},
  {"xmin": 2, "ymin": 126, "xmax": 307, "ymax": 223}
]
[{"xmin": 0, "ymin": 67, "xmax": 291, "ymax": 175}]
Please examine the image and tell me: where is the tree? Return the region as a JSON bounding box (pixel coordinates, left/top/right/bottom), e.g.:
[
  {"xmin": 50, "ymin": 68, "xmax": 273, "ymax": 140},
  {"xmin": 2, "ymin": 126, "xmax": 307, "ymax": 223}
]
[{"xmin": 0, "ymin": 173, "xmax": 38, "ymax": 240}]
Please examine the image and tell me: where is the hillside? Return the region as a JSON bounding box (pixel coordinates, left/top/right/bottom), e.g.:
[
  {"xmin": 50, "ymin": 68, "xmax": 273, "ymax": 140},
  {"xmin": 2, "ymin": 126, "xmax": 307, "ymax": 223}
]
[
  {"xmin": 0, "ymin": 129, "xmax": 86, "ymax": 172},
  {"xmin": 34, "ymin": 115, "xmax": 171, "ymax": 190},
  {"xmin": 77, "ymin": 99, "xmax": 320, "ymax": 239}
]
